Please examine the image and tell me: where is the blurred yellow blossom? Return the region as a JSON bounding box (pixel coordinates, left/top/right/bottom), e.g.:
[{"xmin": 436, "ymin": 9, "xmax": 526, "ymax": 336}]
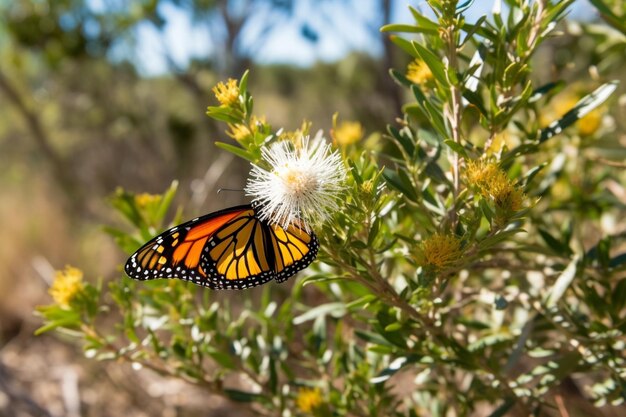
[
  {"xmin": 542, "ymin": 92, "xmax": 603, "ymax": 136},
  {"xmin": 406, "ymin": 59, "xmax": 434, "ymax": 85},
  {"xmin": 296, "ymin": 387, "xmax": 322, "ymax": 413},
  {"xmin": 212, "ymin": 78, "xmax": 240, "ymax": 106},
  {"xmin": 417, "ymin": 233, "xmax": 462, "ymax": 270},
  {"xmin": 135, "ymin": 193, "xmax": 160, "ymax": 208},
  {"xmin": 278, "ymin": 120, "xmax": 312, "ymax": 147},
  {"xmin": 49, "ymin": 266, "xmax": 84, "ymax": 308},
  {"xmin": 332, "ymin": 121, "xmax": 364, "ymax": 146},
  {"xmin": 227, "ymin": 115, "xmax": 267, "ymax": 142},
  {"xmin": 227, "ymin": 123, "xmax": 250, "ymax": 141}
]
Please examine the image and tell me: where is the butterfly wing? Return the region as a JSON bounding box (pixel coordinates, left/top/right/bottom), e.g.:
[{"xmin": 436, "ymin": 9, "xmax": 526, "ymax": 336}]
[
  {"xmin": 267, "ymin": 222, "xmax": 319, "ymax": 283},
  {"xmin": 199, "ymin": 211, "xmax": 277, "ymax": 289},
  {"xmin": 125, "ymin": 204, "xmax": 319, "ymax": 290},
  {"xmin": 124, "ymin": 205, "xmax": 254, "ymax": 289},
  {"xmin": 199, "ymin": 216, "xmax": 319, "ymax": 289}
]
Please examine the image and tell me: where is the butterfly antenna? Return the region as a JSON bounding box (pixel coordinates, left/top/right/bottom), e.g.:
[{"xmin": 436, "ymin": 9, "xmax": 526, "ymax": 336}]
[{"xmin": 217, "ymin": 188, "xmax": 244, "ymax": 194}]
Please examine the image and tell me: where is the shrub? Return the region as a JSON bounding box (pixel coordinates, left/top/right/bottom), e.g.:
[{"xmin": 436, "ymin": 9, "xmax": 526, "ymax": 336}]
[{"xmin": 38, "ymin": 1, "xmax": 625, "ymax": 415}]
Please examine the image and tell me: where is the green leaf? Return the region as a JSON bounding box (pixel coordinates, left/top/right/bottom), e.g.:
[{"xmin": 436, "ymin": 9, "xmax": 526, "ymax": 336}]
[
  {"xmin": 368, "ymin": 217, "xmax": 381, "ymax": 246},
  {"xmin": 215, "ymin": 142, "xmax": 254, "ymax": 162},
  {"xmin": 610, "ymin": 253, "xmax": 626, "ymax": 268},
  {"xmin": 587, "ymin": 0, "xmax": 626, "ymax": 32},
  {"xmin": 206, "ymin": 106, "xmax": 241, "ymax": 124},
  {"xmin": 381, "ymin": 23, "xmax": 436, "ymax": 35},
  {"xmin": 423, "ymin": 161, "xmax": 449, "ymax": 184},
  {"xmin": 529, "ymin": 81, "xmax": 565, "ymax": 103},
  {"xmin": 109, "ymin": 189, "xmax": 144, "ymax": 231},
  {"xmin": 224, "ymin": 389, "xmax": 265, "ymax": 403},
  {"xmin": 389, "ymin": 68, "xmax": 413, "ymax": 88},
  {"xmin": 411, "ymin": 41, "xmax": 447, "ymax": 86},
  {"xmin": 544, "ymin": 255, "xmax": 579, "ymax": 308},
  {"xmin": 478, "ymin": 228, "xmax": 523, "ymax": 251},
  {"xmin": 545, "ymin": 0, "xmax": 576, "ymax": 23},
  {"xmin": 239, "ymin": 69, "xmax": 249, "ymax": 95},
  {"xmin": 207, "ymin": 349, "xmax": 236, "ymax": 369},
  {"xmin": 417, "ymin": 129, "xmax": 441, "ymax": 146},
  {"xmin": 468, "ymin": 332, "xmax": 513, "ymax": 352},
  {"xmin": 293, "ymin": 302, "xmax": 346, "ymax": 325},
  {"xmin": 611, "ymin": 279, "xmax": 626, "ymax": 316},
  {"xmin": 456, "ymin": 0, "xmax": 475, "ymax": 14},
  {"xmin": 382, "ymin": 168, "xmax": 418, "ymax": 203},
  {"xmin": 103, "ymin": 226, "xmax": 143, "ymax": 254},
  {"xmin": 460, "ymin": 16, "xmax": 488, "ymax": 46},
  {"xmin": 346, "ymin": 295, "xmax": 378, "ymax": 310},
  {"xmin": 411, "ymin": 86, "xmax": 448, "ymax": 136},
  {"xmin": 156, "ymin": 180, "xmax": 178, "ymax": 225},
  {"xmin": 462, "ymin": 90, "xmax": 487, "ymax": 116},
  {"xmin": 408, "ymin": 7, "xmax": 440, "ymax": 32},
  {"xmin": 538, "ymin": 228, "xmax": 571, "ymax": 256},
  {"xmin": 540, "ymin": 81, "xmax": 619, "ymax": 142},
  {"xmin": 370, "ymin": 356, "xmax": 416, "ymax": 384},
  {"xmin": 354, "ymin": 329, "xmax": 393, "ymax": 346},
  {"xmin": 387, "ymin": 125, "xmax": 415, "ymax": 157},
  {"xmin": 390, "ymin": 36, "xmax": 419, "ymax": 58},
  {"xmin": 443, "ymin": 139, "xmax": 469, "ymax": 158}
]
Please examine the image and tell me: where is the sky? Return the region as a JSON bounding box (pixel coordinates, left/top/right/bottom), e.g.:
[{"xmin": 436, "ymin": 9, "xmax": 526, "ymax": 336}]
[{"xmin": 132, "ymin": 0, "xmax": 598, "ymax": 76}]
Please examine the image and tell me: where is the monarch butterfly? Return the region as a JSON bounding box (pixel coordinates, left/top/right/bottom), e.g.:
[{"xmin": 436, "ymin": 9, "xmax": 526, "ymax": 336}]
[{"xmin": 124, "ymin": 204, "xmax": 319, "ymax": 289}]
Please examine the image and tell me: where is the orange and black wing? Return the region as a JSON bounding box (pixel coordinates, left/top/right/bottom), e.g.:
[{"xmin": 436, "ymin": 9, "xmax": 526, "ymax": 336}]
[
  {"xmin": 198, "ymin": 215, "xmax": 318, "ymax": 289},
  {"xmin": 125, "ymin": 204, "xmax": 319, "ymax": 290},
  {"xmin": 124, "ymin": 205, "xmax": 254, "ymax": 289},
  {"xmin": 266, "ymin": 222, "xmax": 319, "ymax": 283},
  {"xmin": 198, "ymin": 210, "xmax": 277, "ymax": 289}
]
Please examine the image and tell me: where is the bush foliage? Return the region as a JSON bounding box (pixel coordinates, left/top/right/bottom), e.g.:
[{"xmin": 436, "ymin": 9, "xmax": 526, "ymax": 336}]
[{"xmin": 37, "ymin": 1, "xmax": 626, "ymax": 416}]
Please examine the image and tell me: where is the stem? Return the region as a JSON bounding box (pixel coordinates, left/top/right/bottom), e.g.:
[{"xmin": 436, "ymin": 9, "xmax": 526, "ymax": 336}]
[{"xmin": 443, "ymin": 20, "xmax": 464, "ymax": 229}]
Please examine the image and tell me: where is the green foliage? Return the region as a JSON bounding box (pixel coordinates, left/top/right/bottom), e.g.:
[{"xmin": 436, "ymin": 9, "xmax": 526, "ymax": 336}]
[{"xmin": 36, "ymin": 1, "xmax": 626, "ymax": 416}]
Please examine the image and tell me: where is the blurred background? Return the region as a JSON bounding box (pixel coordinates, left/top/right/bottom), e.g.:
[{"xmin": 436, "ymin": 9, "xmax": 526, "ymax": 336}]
[{"xmin": 0, "ymin": 0, "xmax": 621, "ymax": 415}]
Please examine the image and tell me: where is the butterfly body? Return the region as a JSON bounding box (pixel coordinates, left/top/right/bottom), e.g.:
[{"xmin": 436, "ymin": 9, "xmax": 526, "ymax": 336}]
[{"xmin": 125, "ymin": 204, "xmax": 318, "ymax": 290}]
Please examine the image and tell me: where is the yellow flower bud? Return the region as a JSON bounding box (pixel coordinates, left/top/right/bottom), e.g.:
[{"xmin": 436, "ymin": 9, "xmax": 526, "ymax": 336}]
[
  {"xmin": 296, "ymin": 387, "xmax": 323, "ymax": 413},
  {"xmin": 212, "ymin": 78, "xmax": 240, "ymax": 106},
  {"xmin": 49, "ymin": 266, "xmax": 84, "ymax": 308}
]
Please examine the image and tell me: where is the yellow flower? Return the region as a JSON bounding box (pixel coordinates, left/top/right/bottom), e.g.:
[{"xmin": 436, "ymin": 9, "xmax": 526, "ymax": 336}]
[
  {"xmin": 227, "ymin": 123, "xmax": 250, "ymax": 141},
  {"xmin": 490, "ymin": 179, "xmax": 525, "ymax": 213},
  {"xmin": 465, "ymin": 160, "xmax": 503, "ymax": 197},
  {"xmin": 227, "ymin": 115, "xmax": 267, "ymax": 141},
  {"xmin": 212, "ymin": 78, "xmax": 240, "ymax": 106},
  {"xmin": 135, "ymin": 193, "xmax": 160, "ymax": 208},
  {"xmin": 406, "ymin": 59, "xmax": 434, "ymax": 85},
  {"xmin": 278, "ymin": 120, "xmax": 312, "ymax": 147},
  {"xmin": 296, "ymin": 387, "xmax": 322, "ymax": 413},
  {"xmin": 465, "ymin": 160, "xmax": 526, "ymax": 221},
  {"xmin": 332, "ymin": 121, "xmax": 364, "ymax": 146},
  {"xmin": 49, "ymin": 266, "xmax": 84, "ymax": 308},
  {"xmin": 417, "ymin": 233, "xmax": 462, "ymax": 270}
]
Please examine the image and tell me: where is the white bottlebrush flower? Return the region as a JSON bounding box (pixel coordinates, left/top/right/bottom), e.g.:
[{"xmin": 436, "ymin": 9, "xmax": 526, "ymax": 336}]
[{"xmin": 245, "ymin": 133, "xmax": 346, "ymax": 230}]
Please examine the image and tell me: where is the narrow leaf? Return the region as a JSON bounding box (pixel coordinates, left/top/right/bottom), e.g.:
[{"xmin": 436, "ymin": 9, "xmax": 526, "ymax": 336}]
[
  {"xmin": 540, "ymin": 81, "xmax": 618, "ymax": 142},
  {"xmin": 215, "ymin": 142, "xmax": 254, "ymax": 162},
  {"xmin": 545, "ymin": 256, "xmax": 579, "ymax": 308},
  {"xmin": 412, "ymin": 41, "xmax": 448, "ymax": 86}
]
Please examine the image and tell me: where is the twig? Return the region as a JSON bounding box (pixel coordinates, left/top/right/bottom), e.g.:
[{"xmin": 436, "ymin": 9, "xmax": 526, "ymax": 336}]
[{"xmin": 554, "ymin": 394, "xmax": 571, "ymax": 417}]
